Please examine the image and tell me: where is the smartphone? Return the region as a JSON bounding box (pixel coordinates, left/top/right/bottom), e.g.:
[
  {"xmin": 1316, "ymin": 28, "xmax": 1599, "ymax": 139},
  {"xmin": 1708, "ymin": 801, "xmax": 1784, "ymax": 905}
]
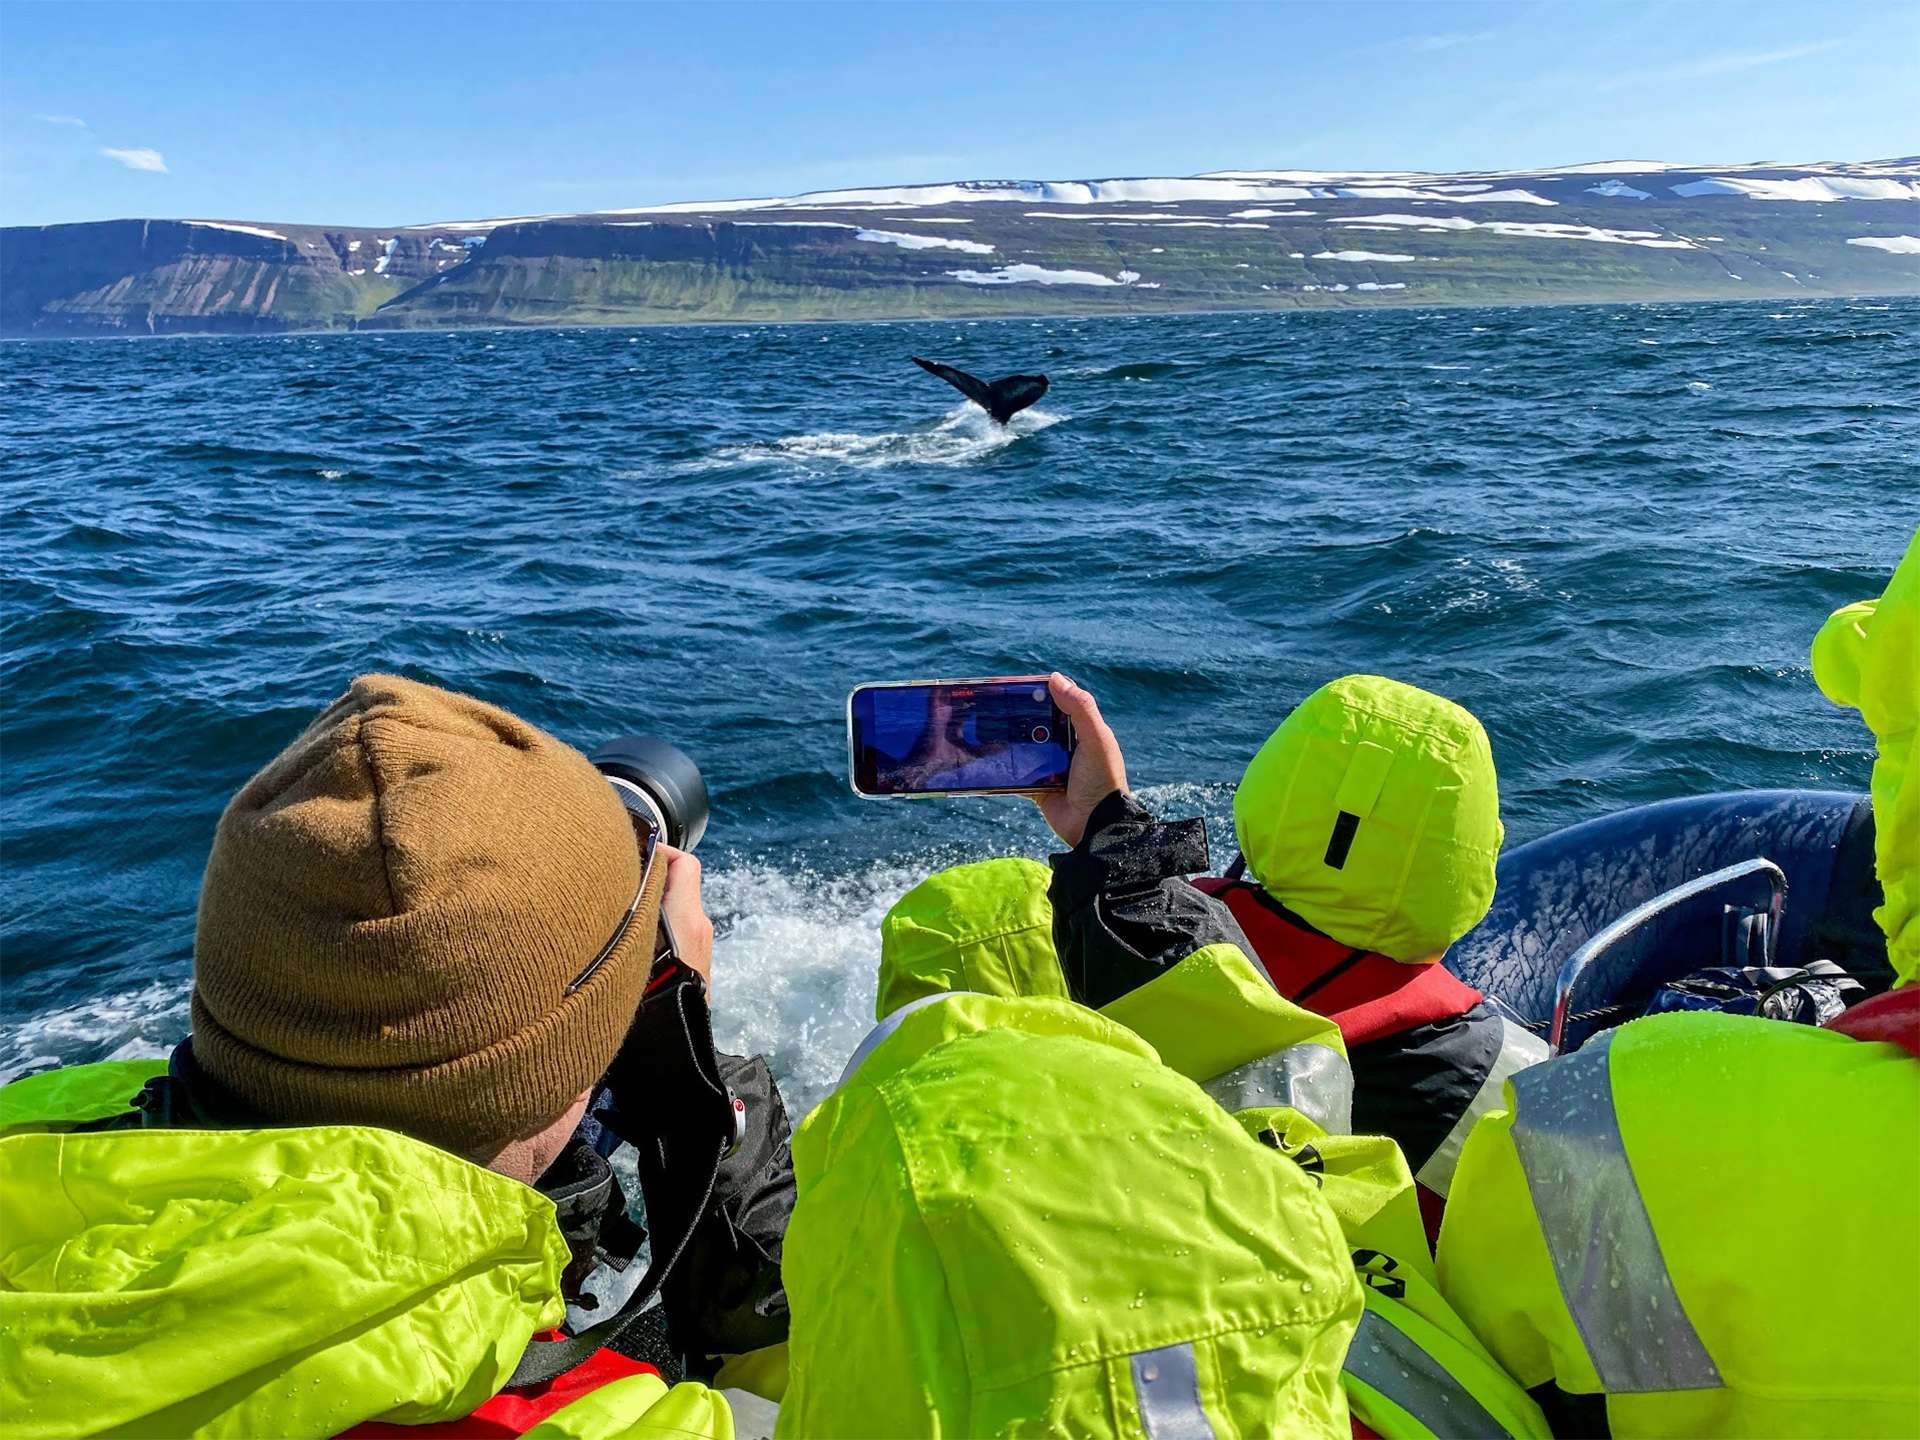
[{"xmin": 848, "ymin": 677, "xmax": 1075, "ymax": 798}]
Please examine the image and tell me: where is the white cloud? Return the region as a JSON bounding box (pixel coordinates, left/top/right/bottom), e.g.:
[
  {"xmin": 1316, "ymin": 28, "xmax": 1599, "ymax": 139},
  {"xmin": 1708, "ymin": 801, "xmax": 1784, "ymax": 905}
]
[
  {"xmin": 1593, "ymin": 40, "xmax": 1843, "ymax": 92},
  {"xmin": 100, "ymin": 147, "xmax": 168, "ymax": 173},
  {"xmin": 1403, "ymin": 29, "xmax": 1497, "ymax": 53},
  {"xmin": 35, "ymin": 113, "xmax": 89, "ymax": 129}
]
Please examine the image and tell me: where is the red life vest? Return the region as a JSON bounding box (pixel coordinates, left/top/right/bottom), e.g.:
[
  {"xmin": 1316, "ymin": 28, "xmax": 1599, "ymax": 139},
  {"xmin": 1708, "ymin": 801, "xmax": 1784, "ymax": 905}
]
[
  {"xmin": 1192, "ymin": 877, "xmax": 1484, "ymax": 1043},
  {"xmin": 1823, "ymin": 984, "xmax": 1920, "ymax": 1057},
  {"xmin": 339, "ymin": 1343, "xmax": 658, "ymax": 1439}
]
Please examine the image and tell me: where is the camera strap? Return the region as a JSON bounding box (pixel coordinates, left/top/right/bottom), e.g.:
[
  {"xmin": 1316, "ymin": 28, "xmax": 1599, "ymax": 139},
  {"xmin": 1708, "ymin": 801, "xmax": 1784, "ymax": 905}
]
[{"xmin": 508, "ymin": 957, "xmax": 738, "ymax": 1390}]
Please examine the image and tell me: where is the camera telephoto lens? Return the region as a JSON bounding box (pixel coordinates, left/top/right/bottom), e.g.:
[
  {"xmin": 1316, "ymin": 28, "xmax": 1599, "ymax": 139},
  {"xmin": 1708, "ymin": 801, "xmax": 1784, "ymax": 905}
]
[{"xmin": 590, "ymin": 736, "xmax": 709, "ymax": 851}]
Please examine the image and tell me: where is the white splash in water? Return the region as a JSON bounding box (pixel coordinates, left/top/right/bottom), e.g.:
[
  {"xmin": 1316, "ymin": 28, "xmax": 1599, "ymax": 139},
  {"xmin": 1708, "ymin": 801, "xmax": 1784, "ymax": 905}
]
[
  {"xmin": 687, "ymin": 404, "xmax": 1061, "ymax": 473},
  {"xmin": 0, "ymin": 978, "xmax": 188, "ymax": 1084},
  {"xmin": 0, "ymin": 782, "xmax": 1234, "ymax": 1119}
]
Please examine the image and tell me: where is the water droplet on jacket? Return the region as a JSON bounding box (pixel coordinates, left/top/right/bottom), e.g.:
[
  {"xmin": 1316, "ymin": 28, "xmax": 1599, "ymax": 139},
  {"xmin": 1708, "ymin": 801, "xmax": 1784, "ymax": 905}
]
[
  {"xmin": 1142, "ymin": 1362, "xmax": 1160, "ymax": 1382},
  {"xmin": 1301, "ymin": 1280, "xmax": 1314, "ymax": 1292}
]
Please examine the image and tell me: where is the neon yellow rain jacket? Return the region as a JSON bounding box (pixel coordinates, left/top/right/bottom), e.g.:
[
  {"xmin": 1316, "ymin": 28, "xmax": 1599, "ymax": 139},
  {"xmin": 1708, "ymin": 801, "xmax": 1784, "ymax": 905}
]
[
  {"xmin": 1813, "ymin": 525, "xmax": 1919, "ymax": 987},
  {"xmin": 0, "ymin": 1061, "xmax": 731, "ymax": 1440},
  {"xmin": 1437, "ymin": 1012, "xmax": 1920, "ymax": 1436},
  {"xmin": 778, "ymin": 993, "xmax": 1364, "ymax": 1438},
  {"xmin": 876, "ymin": 856, "xmax": 1070, "ymax": 1019},
  {"xmin": 877, "ymin": 861, "xmax": 1549, "ymax": 1439}
]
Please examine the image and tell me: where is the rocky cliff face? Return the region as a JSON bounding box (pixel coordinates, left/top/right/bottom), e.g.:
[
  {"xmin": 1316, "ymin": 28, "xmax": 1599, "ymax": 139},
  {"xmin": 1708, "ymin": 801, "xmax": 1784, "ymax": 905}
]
[
  {"xmin": 6, "ymin": 160, "xmax": 1916, "ymax": 336},
  {"xmin": 1, "ymin": 219, "xmax": 476, "ymax": 335}
]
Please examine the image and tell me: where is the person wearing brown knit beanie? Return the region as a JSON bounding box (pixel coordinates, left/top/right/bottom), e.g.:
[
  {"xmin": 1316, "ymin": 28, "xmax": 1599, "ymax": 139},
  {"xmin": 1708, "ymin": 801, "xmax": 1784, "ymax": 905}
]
[
  {"xmin": 191, "ymin": 672, "xmax": 714, "ymax": 1180},
  {"xmin": 0, "ymin": 674, "xmax": 792, "ymax": 1439}
]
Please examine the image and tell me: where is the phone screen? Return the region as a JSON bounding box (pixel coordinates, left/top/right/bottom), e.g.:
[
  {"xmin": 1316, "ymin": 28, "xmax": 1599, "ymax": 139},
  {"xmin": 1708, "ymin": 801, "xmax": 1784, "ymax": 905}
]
[{"xmin": 849, "ymin": 679, "xmax": 1074, "ymax": 797}]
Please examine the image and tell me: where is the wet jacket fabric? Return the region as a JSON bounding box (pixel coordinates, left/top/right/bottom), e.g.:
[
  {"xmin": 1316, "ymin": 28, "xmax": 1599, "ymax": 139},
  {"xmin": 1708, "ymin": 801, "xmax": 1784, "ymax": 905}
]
[
  {"xmin": 1234, "ymin": 1107, "xmax": 1551, "ymax": 1440},
  {"xmin": 1195, "ymin": 876, "xmax": 1548, "ymax": 1199},
  {"xmin": 778, "ymin": 992, "xmax": 1365, "ymax": 1438},
  {"xmin": 0, "ymin": 1063, "xmax": 730, "ymax": 1440},
  {"xmin": 876, "ymin": 856, "xmax": 1069, "ymax": 1019},
  {"xmin": 1437, "ymin": 1011, "xmax": 1920, "ymax": 1437},
  {"xmin": 1231, "ymin": 674, "xmax": 1504, "ymax": 963},
  {"xmin": 1813, "ymin": 526, "xmax": 1919, "ymax": 987},
  {"xmin": 870, "ymin": 800, "xmax": 1544, "ymax": 1437}
]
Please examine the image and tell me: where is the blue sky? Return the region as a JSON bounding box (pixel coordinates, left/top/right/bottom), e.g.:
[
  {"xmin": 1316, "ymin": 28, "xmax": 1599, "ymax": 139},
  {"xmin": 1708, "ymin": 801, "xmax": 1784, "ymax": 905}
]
[{"xmin": 3, "ymin": 0, "xmax": 1914, "ymax": 227}]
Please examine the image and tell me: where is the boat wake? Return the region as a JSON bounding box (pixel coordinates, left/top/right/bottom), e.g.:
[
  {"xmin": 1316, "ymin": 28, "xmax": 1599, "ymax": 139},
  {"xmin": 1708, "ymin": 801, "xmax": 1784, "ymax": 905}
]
[{"xmin": 688, "ymin": 404, "xmax": 1061, "ymax": 473}]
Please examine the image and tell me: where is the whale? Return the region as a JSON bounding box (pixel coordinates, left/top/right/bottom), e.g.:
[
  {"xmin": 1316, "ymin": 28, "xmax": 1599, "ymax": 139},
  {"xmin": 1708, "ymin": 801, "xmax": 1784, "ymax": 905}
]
[{"xmin": 911, "ymin": 357, "xmax": 1049, "ymax": 425}]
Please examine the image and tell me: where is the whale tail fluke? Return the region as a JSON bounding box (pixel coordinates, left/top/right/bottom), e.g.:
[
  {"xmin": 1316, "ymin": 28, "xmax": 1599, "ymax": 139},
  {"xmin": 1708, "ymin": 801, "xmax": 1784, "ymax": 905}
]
[{"xmin": 911, "ymin": 357, "xmax": 1049, "ymax": 425}]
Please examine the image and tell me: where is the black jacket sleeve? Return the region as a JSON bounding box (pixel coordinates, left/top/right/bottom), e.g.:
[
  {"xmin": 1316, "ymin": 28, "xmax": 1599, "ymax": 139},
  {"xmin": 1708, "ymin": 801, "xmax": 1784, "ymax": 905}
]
[
  {"xmin": 1048, "ymin": 789, "xmax": 1254, "ymax": 1009},
  {"xmin": 662, "ymin": 1050, "xmax": 795, "ymax": 1372}
]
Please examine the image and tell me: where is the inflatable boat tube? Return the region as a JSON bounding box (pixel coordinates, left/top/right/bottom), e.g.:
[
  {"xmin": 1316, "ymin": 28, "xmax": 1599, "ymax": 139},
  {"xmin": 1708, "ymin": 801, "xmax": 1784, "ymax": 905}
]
[{"xmin": 1449, "ymin": 790, "xmax": 1885, "ymax": 1051}]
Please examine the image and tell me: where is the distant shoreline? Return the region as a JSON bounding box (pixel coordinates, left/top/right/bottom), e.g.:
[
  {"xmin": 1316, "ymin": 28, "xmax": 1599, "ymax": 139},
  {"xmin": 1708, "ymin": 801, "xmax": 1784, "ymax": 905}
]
[{"xmin": 4, "ymin": 288, "xmax": 1911, "ymax": 345}]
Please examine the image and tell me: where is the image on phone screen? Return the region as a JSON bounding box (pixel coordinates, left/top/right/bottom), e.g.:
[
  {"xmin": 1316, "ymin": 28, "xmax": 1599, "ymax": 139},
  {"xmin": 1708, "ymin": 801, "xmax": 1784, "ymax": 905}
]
[{"xmin": 849, "ymin": 679, "xmax": 1073, "ymax": 796}]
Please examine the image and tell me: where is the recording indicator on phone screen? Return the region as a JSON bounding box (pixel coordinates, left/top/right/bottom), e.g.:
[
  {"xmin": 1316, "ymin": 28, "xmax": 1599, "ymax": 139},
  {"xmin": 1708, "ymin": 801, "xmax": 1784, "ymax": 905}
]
[{"xmin": 848, "ymin": 679, "xmax": 1074, "ymax": 797}]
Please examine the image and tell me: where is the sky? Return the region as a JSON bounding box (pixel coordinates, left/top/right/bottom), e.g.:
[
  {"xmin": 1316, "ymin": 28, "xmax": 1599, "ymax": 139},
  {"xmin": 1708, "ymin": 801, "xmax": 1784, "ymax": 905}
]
[{"xmin": 2, "ymin": 0, "xmax": 1915, "ymax": 228}]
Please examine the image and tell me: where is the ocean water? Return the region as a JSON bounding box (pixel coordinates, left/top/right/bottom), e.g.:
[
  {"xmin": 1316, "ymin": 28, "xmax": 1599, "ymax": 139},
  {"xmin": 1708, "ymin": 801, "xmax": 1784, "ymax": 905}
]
[{"xmin": 2, "ymin": 298, "xmax": 1913, "ymax": 1112}]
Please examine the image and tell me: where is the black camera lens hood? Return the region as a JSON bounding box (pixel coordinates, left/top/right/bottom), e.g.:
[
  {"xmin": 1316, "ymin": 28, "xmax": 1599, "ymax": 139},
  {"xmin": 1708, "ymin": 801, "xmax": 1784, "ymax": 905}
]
[{"xmin": 589, "ymin": 735, "xmax": 709, "ymax": 852}]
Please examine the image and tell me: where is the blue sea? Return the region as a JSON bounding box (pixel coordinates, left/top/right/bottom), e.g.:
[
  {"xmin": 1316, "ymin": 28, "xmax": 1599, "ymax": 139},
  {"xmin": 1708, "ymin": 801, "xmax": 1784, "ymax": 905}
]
[{"xmin": 3, "ymin": 298, "xmax": 1913, "ymax": 1109}]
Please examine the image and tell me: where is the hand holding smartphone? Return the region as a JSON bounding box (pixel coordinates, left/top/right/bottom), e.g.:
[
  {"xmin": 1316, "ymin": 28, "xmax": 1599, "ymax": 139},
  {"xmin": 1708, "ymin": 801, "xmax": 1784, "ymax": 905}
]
[{"xmin": 848, "ymin": 676, "xmax": 1076, "ymax": 798}]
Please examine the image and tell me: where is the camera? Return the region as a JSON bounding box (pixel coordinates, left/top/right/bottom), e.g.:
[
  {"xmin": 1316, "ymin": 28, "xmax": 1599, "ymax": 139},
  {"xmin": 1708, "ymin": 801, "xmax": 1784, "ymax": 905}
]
[{"xmin": 590, "ymin": 736, "xmax": 710, "ymax": 851}]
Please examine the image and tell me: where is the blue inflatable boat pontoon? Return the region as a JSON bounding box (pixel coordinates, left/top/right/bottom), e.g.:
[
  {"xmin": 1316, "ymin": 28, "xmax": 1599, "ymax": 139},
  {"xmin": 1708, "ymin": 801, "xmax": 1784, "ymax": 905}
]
[{"xmin": 1449, "ymin": 790, "xmax": 1885, "ymax": 1053}]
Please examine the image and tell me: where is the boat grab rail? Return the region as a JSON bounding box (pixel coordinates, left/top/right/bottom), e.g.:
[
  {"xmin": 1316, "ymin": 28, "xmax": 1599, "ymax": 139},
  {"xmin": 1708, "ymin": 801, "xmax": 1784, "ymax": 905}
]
[{"xmin": 1549, "ymin": 857, "xmax": 1788, "ymax": 1054}]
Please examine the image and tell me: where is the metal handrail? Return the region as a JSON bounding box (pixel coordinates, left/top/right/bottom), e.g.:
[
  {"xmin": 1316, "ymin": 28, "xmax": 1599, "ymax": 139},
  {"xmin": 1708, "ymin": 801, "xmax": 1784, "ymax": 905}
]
[{"xmin": 1548, "ymin": 857, "xmax": 1788, "ymax": 1054}]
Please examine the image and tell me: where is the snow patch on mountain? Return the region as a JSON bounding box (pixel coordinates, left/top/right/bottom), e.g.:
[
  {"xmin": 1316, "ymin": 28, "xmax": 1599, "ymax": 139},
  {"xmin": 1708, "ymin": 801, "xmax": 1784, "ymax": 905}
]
[
  {"xmin": 854, "ymin": 228, "xmax": 994, "ymax": 254},
  {"xmin": 728, "ymin": 221, "xmax": 991, "ymax": 253},
  {"xmin": 1333, "ymin": 214, "xmax": 1695, "ymax": 248},
  {"xmin": 1314, "ymin": 249, "xmax": 1418, "ymax": 262},
  {"xmin": 944, "ymin": 263, "xmax": 1121, "ymax": 286},
  {"xmin": 1672, "ymin": 176, "xmax": 1920, "ymax": 202},
  {"xmin": 187, "ymin": 221, "xmax": 290, "ymax": 241},
  {"xmin": 624, "ymin": 176, "xmax": 1557, "ymax": 213},
  {"xmin": 1847, "ymin": 235, "xmax": 1920, "ymax": 254},
  {"xmin": 1586, "ymin": 180, "xmax": 1652, "ymax": 199}
]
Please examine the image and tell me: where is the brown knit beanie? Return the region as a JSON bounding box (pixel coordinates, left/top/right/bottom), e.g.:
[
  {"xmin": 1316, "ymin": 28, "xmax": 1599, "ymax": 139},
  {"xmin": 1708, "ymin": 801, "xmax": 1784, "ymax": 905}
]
[{"xmin": 192, "ymin": 674, "xmax": 663, "ymax": 1158}]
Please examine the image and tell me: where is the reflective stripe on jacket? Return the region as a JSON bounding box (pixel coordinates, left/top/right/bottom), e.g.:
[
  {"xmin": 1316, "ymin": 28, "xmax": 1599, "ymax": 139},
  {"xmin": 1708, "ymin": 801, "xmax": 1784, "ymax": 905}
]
[
  {"xmin": 1235, "ymin": 1107, "xmax": 1549, "ymax": 1440},
  {"xmin": 1195, "ymin": 877, "xmax": 1548, "ymax": 1195},
  {"xmin": 789, "ymin": 992, "xmax": 1363, "ymax": 1438},
  {"xmin": 1437, "ymin": 1012, "xmax": 1920, "ymax": 1437}
]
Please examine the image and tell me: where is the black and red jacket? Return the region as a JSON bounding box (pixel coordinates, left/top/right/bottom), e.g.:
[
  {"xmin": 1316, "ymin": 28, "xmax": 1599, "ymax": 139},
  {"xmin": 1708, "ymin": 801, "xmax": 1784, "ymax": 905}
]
[
  {"xmin": 1191, "ymin": 876, "xmax": 1545, "ymax": 1211},
  {"xmin": 1046, "ymin": 793, "xmax": 1545, "ymax": 1230}
]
